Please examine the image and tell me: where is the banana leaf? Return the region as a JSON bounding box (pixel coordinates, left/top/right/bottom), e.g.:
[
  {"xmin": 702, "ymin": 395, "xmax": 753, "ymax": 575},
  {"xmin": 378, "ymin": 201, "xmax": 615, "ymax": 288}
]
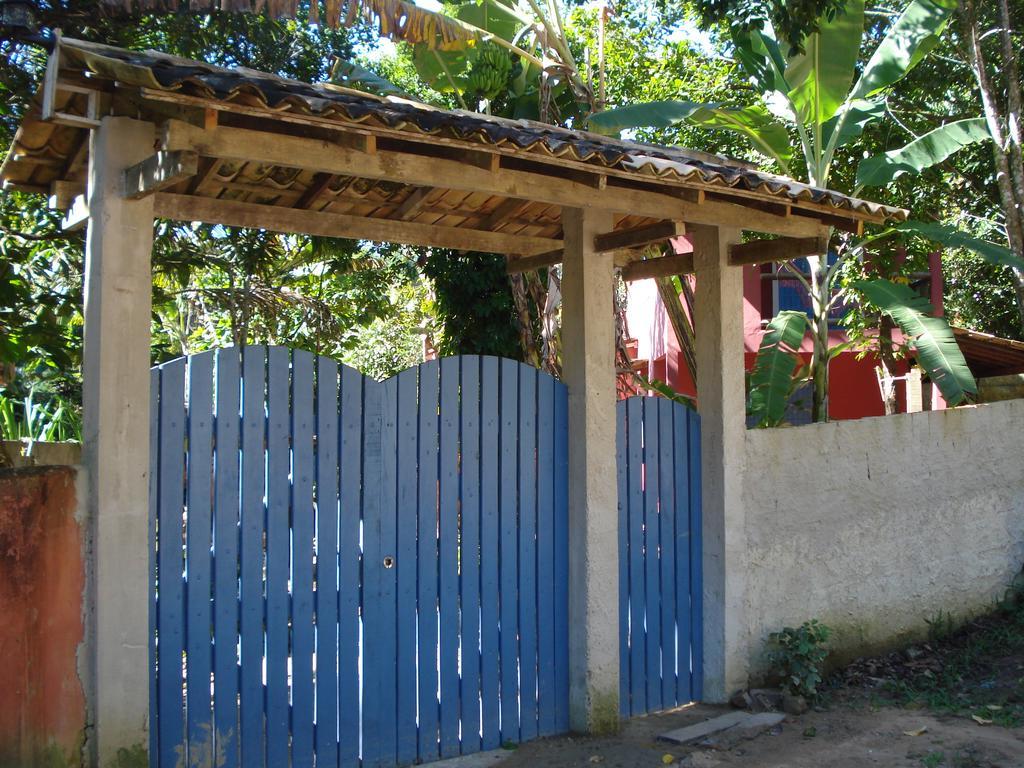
[
  {"xmin": 849, "ymin": 0, "xmax": 958, "ymax": 101},
  {"xmin": 893, "ymin": 221, "xmax": 1024, "ymax": 273},
  {"xmin": 856, "ymin": 118, "xmax": 991, "ymax": 188},
  {"xmin": 748, "ymin": 310, "xmax": 809, "ymax": 427},
  {"xmin": 587, "ymin": 101, "xmax": 794, "ymax": 169},
  {"xmin": 821, "ymin": 98, "xmax": 885, "ymax": 151},
  {"xmin": 853, "ymin": 278, "xmax": 976, "ymax": 405},
  {"xmin": 784, "ymin": 0, "xmax": 864, "ymax": 127},
  {"xmin": 732, "ymin": 26, "xmax": 790, "ymax": 96}
]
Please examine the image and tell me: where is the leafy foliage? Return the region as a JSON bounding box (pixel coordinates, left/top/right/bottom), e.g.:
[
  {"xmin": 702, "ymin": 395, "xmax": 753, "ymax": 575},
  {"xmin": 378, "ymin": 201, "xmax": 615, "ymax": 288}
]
[
  {"xmin": 748, "ymin": 310, "xmax": 809, "ymax": 427},
  {"xmin": 853, "ymin": 278, "xmax": 977, "ymax": 405},
  {"xmin": 856, "ymin": 119, "xmax": 991, "ymax": 189},
  {"xmin": 768, "ymin": 619, "xmax": 833, "ymax": 699},
  {"xmin": 422, "ymin": 251, "xmax": 520, "ymax": 359}
]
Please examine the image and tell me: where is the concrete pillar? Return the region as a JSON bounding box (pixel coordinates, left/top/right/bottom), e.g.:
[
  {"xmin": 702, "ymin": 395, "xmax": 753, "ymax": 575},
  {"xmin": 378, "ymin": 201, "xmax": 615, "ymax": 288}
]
[
  {"xmin": 82, "ymin": 116, "xmax": 156, "ymax": 766},
  {"xmin": 561, "ymin": 207, "xmax": 620, "ymax": 734},
  {"xmin": 692, "ymin": 224, "xmax": 748, "ymax": 702}
]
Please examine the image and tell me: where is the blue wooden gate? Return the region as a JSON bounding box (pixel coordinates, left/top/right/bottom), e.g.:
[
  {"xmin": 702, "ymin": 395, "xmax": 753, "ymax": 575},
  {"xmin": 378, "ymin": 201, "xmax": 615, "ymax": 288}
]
[
  {"xmin": 149, "ymin": 347, "xmax": 569, "ymax": 768},
  {"xmin": 617, "ymin": 396, "xmax": 703, "ymax": 717}
]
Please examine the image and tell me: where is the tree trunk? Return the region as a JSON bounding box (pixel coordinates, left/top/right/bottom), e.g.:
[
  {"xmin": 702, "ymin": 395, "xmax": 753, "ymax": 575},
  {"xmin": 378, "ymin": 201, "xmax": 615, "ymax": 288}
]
[
  {"xmin": 654, "ymin": 276, "xmax": 697, "ymax": 383},
  {"xmin": 807, "ymin": 254, "xmax": 830, "ymax": 422},
  {"xmin": 962, "ymin": 0, "xmax": 1024, "ymax": 332},
  {"xmin": 876, "ymin": 316, "xmax": 899, "ymax": 415}
]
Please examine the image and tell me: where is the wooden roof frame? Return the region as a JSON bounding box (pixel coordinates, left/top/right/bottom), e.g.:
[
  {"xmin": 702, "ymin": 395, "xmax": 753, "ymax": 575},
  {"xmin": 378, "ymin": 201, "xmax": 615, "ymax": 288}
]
[{"xmin": 2, "ymin": 37, "xmax": 910, "ymax": 276}]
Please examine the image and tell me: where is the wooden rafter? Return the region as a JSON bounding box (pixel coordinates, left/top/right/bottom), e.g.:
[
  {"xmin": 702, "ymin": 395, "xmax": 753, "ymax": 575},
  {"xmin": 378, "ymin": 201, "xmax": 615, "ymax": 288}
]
[
  {"xmin": 296, "ymin": 172, "xmax": 336, "ymax": 210},
  {"xmin": 395, "ymin": 187, "xmax": 432, "ymax": 220}
]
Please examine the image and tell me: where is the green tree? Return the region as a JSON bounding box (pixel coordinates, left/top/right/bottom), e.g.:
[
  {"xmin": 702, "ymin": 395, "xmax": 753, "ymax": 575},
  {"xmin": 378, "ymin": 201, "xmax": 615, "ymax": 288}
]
[{"xmin": 591, "ymin": 0, "xmax": 1024, "ymax": 419}]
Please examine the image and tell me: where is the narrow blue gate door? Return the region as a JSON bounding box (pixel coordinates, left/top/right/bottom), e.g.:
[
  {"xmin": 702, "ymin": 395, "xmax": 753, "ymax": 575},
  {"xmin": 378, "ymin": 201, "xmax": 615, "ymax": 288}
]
[
  {"xmin": 617, "ymin": 396, "xmax": 703, "ymax": 717},
  {"xmin": 150, "ymin": 348, "xmax": 570, "ymax": 768}
]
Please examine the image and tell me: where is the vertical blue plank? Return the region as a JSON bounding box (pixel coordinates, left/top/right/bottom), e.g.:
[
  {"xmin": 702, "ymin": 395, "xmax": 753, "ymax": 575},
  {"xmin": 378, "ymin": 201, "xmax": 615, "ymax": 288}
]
[
  {"xmin": 157, "ymin": 357, "xmax": 186, "ymax": 768},
  {"xmin": 291, "ymin": 351, "xmax": 316, "ymax": 768},
  {"xmin": 552, "ymin": 382, "xmax": 569, "ymax": 733},
  {"xmin": 368, "ymin": 377, "xmax": 398, "ymax": 767},
  {"xmin": 673, "ymin": 407, "xmax": 692, "ymax": 706},
  {"xmin": 395, "ymin": 369, "xmax": 420, "ymax": 765},
  {"xmin": 265, "ymin": 348, "xmax": 291, "ymax": 768},
  {"xmin": 517, "ymin": 366, "xmax": 538, "ymax": 742},
  {"xmin": 338, "ymin": 366, "xmax": 363, "ymax": 767},
  {"xmin": 416, "ymin": 362, "xmax": 440, "ymax": 763},
  {"xmin": 615, "ymin": 400, "xmax": 628, "ymax": 717},
  {"xmin": 658, "ymin": 402, "xmax": 678, "ymax": 708},
  {"xmin": 360, "ymin": 377, "xmax": 383, "ymax": 768},
  {"xmin": 186, "ymin": 352, "xmax": 215, "ymax": 767},
  {"xmin": 643, "ymin": 399, "xmax": 662, "ymax": 713},
  {"xmin": 148, "ymin": 368, "xmax": 159, "ymax": 766},
  {"xmin": 213, "ymin": 350, "xmax": 241, "ymax": 768},
  {"xmin": 498, "ymin": 359, "xmax": 520, "ymax": 744},
  {"xmin": 314, "ymin": 358, "xmax": 339, "ymax": 768},
  {"xmin": 688, "ymin": 412, "xmax": 703, "ymax": 701},
  {"xmin": 239, "ymin": 346, "xmax": 266, "ymax": 768},
  {"xmin": 535, "ymin": 374, "xmax": 556, "ymax": 736},
  {"xmin": 459, "ymin": 357, "xmax": 482, "ymax": 754},
  {"xmin": 626, "ymin": 396, "xmax": 645, "ymax": 715},
  {"xmin": 438, "ymin": 358, "xmax": 461, "ymax": 759},
  {"xmin": 478, "ymin": 358, "xmax": 501, "ymax": 750}
]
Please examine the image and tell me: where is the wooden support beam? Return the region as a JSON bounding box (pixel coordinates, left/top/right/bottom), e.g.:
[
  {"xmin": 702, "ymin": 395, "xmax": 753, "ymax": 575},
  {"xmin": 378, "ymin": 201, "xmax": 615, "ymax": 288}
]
[
  {"xmin": 594, "ymin": 220, "xmax": 684, "ymax": 253},
  {"xmin": 121, "ymin": 150, "xmax": 199, "ymax": 199},
  {"xmin": 62, "ymin": 194, "xmax": 89, "ymax": 232},
  {"xmin": 621, "ymin": 252, "xmax": 695, "ymax": 281},
  {"xmin": 728, "ymin": 235, "xmax": 828, "ymax": 266},
  {"xmin": 159, "ymin": 120, "xmax": 827, "ymax": 236},
  {"xmin": 395, "ymin": 186, "xmax": 432, "ymax": 220},
  {"xmin": 507, "ymin": 249, "xmax": 562, "ymax": 274},
  {"xmin": 153, "ymin": 193, "xmax": 561, "ymax": 256}
]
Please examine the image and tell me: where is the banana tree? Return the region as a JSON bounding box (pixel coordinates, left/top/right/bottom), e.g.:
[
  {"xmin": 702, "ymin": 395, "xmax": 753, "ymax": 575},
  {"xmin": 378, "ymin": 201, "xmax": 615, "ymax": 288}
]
[{"xmin": 589, "ymin": 0, "xmax": 1013, "ymax": 419}]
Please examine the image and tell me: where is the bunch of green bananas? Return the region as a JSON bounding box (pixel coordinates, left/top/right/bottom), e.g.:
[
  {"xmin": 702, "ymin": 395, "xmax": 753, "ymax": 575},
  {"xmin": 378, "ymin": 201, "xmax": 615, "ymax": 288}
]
[{"xmin": 465, "ymin": 45, "xmax": 512, "ymax": 101}]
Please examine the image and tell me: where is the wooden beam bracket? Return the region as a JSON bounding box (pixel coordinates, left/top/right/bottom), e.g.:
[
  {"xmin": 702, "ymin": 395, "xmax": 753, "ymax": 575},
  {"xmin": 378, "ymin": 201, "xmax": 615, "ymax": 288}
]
[
  {"xmin": 728, "ymin": 234, "xmax": 829, "ymax": 266},
  {"xmin": 621, "ymin": 252, "xmax": 695, "ymax": 282},
  {"xmin": 122, "ymin": 150, "xmax": 199, "ymax": 199},
  {"xmin": 594, "ymin": 220, "xmax": 684, "ymax": 253}
]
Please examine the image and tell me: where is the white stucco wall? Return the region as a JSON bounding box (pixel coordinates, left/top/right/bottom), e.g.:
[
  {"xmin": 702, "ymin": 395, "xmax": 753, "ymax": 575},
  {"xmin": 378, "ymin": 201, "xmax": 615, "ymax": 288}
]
[{"xmin": 740, "ymin": 398, "xmax": 1024, "ymax": 679}]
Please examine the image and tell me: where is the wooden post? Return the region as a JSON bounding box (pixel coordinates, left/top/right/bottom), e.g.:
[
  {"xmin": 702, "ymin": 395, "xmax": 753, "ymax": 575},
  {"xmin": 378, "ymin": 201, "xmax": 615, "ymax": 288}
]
[
  {"xmin": 692, "ymin": 224, "xmax": 748, "ymax": 702},
  {"xmin": 82, "ymin": 116, "xmax": 156, "ymax": 765},
  {"xmin": 561, "ymin": 207, "xmax": 620, "ymax": 733}
]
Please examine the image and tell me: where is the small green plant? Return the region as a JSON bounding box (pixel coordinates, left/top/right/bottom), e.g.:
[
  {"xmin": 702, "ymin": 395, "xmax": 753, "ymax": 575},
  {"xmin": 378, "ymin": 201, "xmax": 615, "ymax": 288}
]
[
  {"xmin": 0, "ymin": 389, "xmax": 81, "ymax": 443},
  {"xmin": 926, "ymin": 610, "xmax": 957, "ymax": 643},
  {"xmin": 921, "ymin": 751, "xmax": 945, "ymax": 768},
  {"xmin": 768, "ymin": 619, "xmax": 832, "ymax": 700}
]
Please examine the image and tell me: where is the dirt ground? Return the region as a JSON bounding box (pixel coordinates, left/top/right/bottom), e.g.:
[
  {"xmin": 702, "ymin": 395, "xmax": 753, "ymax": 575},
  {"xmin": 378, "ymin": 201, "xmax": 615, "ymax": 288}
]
[{"xmin": 496, "ymin": 703, "xmax": 1024, "ymax": 768}]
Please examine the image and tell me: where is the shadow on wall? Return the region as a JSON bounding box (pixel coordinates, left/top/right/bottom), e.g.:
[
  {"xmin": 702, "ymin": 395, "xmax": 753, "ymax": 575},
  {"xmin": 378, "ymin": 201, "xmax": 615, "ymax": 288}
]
[{"xmin": 0, "ymin": 465, "xmax": 86, "ymax": 768}]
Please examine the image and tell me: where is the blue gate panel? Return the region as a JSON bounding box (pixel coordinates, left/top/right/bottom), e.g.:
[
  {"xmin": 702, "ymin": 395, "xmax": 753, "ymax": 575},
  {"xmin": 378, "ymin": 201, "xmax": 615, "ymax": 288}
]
[
  {"xmin": 617, "ymin": 396, "xmax": 703, "ymax": 718},
  {"xmin": 150, "ymin": 349, "xmax": 569, "ymax": 768}
]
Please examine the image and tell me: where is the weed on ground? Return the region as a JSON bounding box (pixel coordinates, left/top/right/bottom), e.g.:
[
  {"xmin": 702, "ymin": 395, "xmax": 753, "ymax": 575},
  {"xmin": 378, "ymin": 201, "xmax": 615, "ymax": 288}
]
[{"xmin": 830, "ymin": 596, "xmax": 1024, "ymax": 728}]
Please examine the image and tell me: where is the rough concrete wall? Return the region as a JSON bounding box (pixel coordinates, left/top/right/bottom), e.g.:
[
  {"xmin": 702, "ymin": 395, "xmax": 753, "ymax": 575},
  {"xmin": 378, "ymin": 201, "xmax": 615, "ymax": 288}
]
[
  {"xmin": 742, "ymin": 399, "xmax": 1024, "ymax": 681},
  {"xmin": 0, "ymin": 466, "xmax": 86, "ymax": 768}
]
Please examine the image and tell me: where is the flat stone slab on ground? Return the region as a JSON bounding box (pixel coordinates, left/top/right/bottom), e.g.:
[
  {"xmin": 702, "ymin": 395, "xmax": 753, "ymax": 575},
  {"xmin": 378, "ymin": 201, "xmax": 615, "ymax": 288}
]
[{"xmin": 659, "ymin": 711, "xmax": 786, "ymax": 745}]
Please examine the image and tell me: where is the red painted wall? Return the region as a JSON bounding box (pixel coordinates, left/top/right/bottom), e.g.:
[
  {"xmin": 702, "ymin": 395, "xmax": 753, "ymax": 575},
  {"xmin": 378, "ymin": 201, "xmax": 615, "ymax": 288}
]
[{"xmin": 0, "ymin": 466, "xmax": 86, "ymax": 768}]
